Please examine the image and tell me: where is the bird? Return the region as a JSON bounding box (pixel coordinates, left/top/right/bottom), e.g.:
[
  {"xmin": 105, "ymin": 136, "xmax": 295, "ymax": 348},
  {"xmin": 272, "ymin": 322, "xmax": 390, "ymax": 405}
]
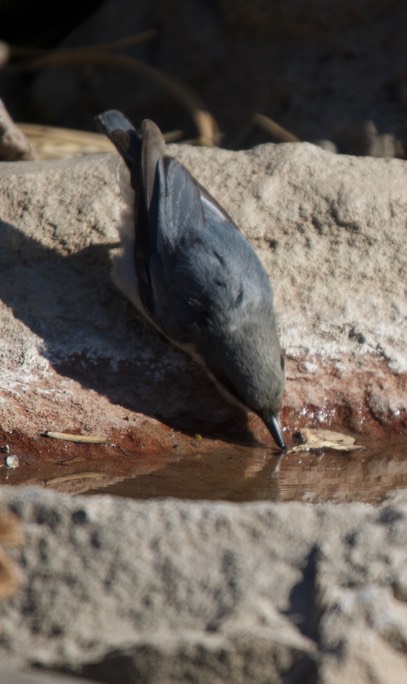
[{"xmin": 95, "ymin": 110, "xmax": 286, "ymax": 450}]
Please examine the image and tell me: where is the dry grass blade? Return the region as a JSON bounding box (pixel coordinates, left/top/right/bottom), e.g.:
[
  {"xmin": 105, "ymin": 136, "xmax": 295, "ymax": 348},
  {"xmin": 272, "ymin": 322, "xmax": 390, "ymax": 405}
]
[
  {"xmin": 19, "ymin": 123, "xmax": 115, "ymax": 159},
  {"xmin": 19, "ymin": 122, "xmax": 183, "ymax": 159},
  {"xmin": 83, "ymin": 29, "xmax": 158, "ymax": 52},
  {"xmin": 19, "ymin": 48, "xmax": 219, "ymax": 146},
  {"xmin": 254, "ymin": 112, "xmax": 300, "ymax": 143},
  {"xmin": 43, "ymin": 431, "xmax": 107, "ymax": 444}
]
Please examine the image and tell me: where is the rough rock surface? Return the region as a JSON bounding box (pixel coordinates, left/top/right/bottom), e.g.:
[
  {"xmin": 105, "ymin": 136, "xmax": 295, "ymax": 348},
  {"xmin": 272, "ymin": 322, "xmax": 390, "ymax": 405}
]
[
  {"xmin": 0, "ymin": 142, "xmax": 405, "ymax": 449},
  {"xmin": 0, "ymin": 672, "xmax": 97, "ymax": 684},
  {"xmin": 0, "ymin": 487, "xmax": 406, "ymax": 683}
]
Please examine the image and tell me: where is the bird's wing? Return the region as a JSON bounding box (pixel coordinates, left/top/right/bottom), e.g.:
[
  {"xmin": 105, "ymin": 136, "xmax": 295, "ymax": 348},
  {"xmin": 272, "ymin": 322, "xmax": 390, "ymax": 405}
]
[
  {"xmin": 144, "ymin": 155, "xmax": 273, "ymax": 344},
  {"xmin": 96, "ymin": 110, "xmax": 273, "ymax": 345}
]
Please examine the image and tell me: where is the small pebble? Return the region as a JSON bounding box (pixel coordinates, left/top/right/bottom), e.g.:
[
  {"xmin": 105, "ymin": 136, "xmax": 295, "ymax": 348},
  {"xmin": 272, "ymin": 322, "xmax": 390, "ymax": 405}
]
[
  {"xmin": 299, "ymin": 361, "xmax": 319, "ymax": 374},
  {"xmin": 5, "ymin": 454, "xmax": 19, "ymax": 469}
]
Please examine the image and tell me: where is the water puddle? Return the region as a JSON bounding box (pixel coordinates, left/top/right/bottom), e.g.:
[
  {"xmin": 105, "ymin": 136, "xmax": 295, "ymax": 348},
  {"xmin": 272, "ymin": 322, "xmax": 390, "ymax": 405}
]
[
  {"xmin": 88, "ymin": 436, "xmax": 407, "ymax": 504},
  {"xmin": 1, "ymin": 429, "xmax": 406, "ymax": 505}
]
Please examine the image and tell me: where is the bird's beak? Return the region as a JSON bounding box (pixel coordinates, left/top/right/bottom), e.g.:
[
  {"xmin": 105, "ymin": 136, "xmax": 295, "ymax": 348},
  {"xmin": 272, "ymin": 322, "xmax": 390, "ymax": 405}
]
[{"xmin": 264, "ymin": 414, "xmax": 286, "ymax": 451}]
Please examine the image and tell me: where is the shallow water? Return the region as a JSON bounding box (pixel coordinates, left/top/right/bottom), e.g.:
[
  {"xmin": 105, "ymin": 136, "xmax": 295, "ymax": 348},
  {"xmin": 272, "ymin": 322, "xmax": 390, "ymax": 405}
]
[
  {"xmin": 88, "ymin": 436, "xmax": 407, "ymax": 504},
  {"xmin": 1, "ymin": 428, "xmax": 406, "ymax": 504}
]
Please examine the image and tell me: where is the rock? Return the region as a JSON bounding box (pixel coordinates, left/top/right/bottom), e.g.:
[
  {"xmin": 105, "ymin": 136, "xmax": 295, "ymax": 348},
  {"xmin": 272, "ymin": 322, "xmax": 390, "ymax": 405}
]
[
  {"xmin": 0, "ymin": 486, "xmax": 405, "ymax": 682},
  {"xmin": 0, "ymin": 672, "xmax": 99, "ymax": 684},
  {"xmin": 0, "ymin": 141, "xmax": 405, "ymax": 457}
]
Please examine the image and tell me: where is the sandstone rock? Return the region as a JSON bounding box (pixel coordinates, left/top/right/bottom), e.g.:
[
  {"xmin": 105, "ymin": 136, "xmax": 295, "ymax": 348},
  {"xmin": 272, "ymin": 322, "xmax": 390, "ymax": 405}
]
[
  {"xmin": 0, "ymin": 672, "xmax": 98, "ymax": 684},
  {"xmin": 0, "ymin": 487, "xmax": 405, "ymax": 683},
  {"xmin": 0, "ymin": 142, "xmax": 405, "ymax": 455}
]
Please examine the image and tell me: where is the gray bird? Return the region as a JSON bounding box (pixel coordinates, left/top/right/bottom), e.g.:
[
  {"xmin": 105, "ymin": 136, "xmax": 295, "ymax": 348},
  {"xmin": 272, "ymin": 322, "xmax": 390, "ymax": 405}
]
[{"xmin": 96, "ymin": 110, "xmax": 286, "ymax": 449}]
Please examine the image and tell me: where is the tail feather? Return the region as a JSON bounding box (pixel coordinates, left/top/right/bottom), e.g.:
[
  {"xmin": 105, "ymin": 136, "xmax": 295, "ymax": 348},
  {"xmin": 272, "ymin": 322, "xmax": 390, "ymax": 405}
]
[
  {"xmin": 95, "ymin": 111, "xmax": 166, "ymax": 211},
  {"xmin": 95, "ymin": 110, "xmax": 141, "ymax": 171}
]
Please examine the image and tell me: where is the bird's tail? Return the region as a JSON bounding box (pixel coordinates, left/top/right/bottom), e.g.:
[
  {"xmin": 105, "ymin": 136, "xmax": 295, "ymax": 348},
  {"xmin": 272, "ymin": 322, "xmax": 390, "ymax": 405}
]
[
  {"xmin": 95, "ymin": 110, "xmax": 141, "ymax": 171},
  {"xmin": 96, "ymin": 110, "xmax": 166, "ymax": 211}
]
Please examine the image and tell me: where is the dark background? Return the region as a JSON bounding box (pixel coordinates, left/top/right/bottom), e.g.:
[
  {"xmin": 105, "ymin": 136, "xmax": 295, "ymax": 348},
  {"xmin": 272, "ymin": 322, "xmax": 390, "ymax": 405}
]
[{"xmin": 0, "ymin": 0, "xmax": 406, "ymax": 155}]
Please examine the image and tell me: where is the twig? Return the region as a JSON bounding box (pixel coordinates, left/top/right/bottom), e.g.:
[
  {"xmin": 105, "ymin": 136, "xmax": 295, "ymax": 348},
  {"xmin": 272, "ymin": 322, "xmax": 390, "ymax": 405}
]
[
  {"xmin": 254, "ymin": 112, "xmax": 300, "ymax": 143},
  {"xmin": 0, "ymin": 99, "xmax": 36, "ymax": 161}
]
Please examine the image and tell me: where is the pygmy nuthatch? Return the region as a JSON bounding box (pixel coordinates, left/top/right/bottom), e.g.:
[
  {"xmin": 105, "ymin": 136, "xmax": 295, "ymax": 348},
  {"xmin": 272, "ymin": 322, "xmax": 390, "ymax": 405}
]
[{"xmin": 96, "ymin": 110, "xmax": 286, "ymax": 449}]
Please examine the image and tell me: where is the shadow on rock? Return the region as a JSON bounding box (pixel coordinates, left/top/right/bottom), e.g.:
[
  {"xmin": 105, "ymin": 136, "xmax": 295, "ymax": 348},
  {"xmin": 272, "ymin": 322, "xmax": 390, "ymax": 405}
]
[{"xmin": 0, "ymin": 219, "xmax": 253, "ymax": 442}]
